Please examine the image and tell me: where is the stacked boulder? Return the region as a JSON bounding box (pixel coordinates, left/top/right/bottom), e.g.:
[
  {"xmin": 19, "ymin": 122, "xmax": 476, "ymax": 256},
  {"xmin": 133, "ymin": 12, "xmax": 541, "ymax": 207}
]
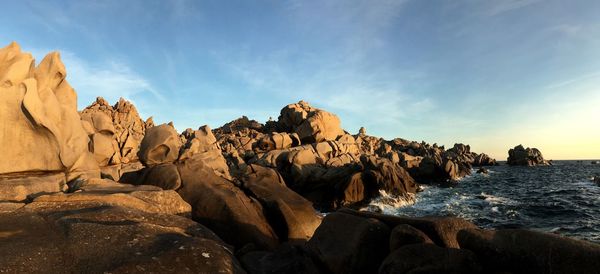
[
  {"xmin": 507, "ymin": 144, "xmax": 550, "ymax": 166},
  {"xmin": 123, "ymin": 122, "xmax": 323, "ymax": 251},
  {"xmin": 80, "ymin": 96, "xmax": 152, "ymax": 179},
  {"xmin": 373, "ymin": 139, "xmax": 496, "ymax": 184},
  {"xmin": 212, "ymin": 101, "xmax": 417, "ymax": 211}
]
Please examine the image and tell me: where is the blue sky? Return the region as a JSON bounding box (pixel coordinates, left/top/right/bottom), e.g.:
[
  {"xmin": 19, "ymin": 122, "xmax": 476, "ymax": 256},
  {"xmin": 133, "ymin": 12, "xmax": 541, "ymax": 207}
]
[{"xmin": 2, "ymin": 0, "xmax": 599, "ymax": 159}]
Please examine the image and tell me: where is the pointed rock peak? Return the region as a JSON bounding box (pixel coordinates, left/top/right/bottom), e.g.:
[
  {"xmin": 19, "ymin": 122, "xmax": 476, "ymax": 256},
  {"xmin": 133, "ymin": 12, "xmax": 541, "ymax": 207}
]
[
  {"xmin": 0, "ymin": 42, "xmax": 35, "ymax": 87},
  {"xmin": 35, "ymin": 51, "xmax": 67, "ymax": 91},
  {"xmin": 95, "ymin": 96, "xmax": 111, "ymax": 107}
]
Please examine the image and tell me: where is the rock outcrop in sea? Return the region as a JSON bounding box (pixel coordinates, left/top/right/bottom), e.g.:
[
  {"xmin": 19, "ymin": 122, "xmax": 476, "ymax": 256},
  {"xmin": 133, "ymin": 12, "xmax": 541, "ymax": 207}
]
[
  {"xmin": 507, "ymin": 144, "xmax": 550, "ymax": 166},
  {"xmin": 1, "ymin": 42, "xmax": 598, "ymax": 273}
]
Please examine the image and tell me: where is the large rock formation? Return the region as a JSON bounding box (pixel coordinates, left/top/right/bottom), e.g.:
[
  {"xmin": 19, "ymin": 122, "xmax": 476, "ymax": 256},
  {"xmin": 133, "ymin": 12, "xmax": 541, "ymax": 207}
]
[
  {"xmin": 507, "ymin": 144, "xmax": 549, "ymax": 166},
  {"xmin": 276, "ymin": 100, "xmax": 345, "ymax": 143},
  {"xmin": 80, "ymin": 97, "xmax": 152, "ymax": 166},
  {"xmin": 0, "ymin": 42, "xmax": 99, "ymax": 181}
]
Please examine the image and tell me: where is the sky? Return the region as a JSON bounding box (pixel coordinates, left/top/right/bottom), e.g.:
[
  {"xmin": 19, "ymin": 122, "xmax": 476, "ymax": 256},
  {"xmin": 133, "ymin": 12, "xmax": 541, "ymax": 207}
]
[{"xmin": 1, "ymin": 0, "xmax": 599, "ymax": 160}]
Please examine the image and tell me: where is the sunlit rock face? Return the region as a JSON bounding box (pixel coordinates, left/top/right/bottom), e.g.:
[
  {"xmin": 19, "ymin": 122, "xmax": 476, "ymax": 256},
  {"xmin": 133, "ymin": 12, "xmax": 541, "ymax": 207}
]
[
  {"xmin": 80, "ymin": 96, "xmax": 152, "ymax": 166},
  {"xmin": 0, "ymin": 42, "xmax": 98, "ymax": 180},
  {"xmin": 507, "ymin": 144, "xmax": 549, "ymax": 166},
  {"xmin": 277, "ymin": 100, "xmax": 345, "ymax": 143}
]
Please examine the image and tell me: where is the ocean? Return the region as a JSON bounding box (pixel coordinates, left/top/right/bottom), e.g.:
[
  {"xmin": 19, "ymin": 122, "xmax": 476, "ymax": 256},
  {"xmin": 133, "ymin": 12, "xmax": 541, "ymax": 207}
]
[{"xmin": 367, "ymin": 160, "xmax": 600, "ymax": 243}]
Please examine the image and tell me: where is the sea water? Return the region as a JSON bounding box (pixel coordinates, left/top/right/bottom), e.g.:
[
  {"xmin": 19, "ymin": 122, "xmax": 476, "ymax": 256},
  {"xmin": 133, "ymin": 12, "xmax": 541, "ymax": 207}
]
[{"xmin": 367, "ymin": 160, "xmax": 600, "ymax": 242}]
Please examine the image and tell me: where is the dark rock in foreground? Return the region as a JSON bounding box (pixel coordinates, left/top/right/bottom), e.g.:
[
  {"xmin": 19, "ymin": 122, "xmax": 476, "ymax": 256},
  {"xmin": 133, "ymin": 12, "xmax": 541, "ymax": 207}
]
[
  {"xmin": 507, "ymin": 144, "xmax": 550, "ymax": 166},
  {"xmin": 458, "ymin": 228, "xmax": 600, "ymax": 274}
]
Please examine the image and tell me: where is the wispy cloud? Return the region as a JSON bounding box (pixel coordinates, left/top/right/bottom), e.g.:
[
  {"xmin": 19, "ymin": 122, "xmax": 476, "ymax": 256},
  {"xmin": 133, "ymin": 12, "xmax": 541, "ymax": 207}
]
[
  {"xmin": 544, "ymin": 70, "xmax": 600, "ymax": 89},
  {"xmin": 483, "ymin": 0, "xmax": 543, "ymax": 16},
  {"xmin": 212, "ymin": 1, "xmax": 433, "ymax": 136},
  {"xmin": 27, "ymin": 48, "xmax": 164, "ymax": 109}
]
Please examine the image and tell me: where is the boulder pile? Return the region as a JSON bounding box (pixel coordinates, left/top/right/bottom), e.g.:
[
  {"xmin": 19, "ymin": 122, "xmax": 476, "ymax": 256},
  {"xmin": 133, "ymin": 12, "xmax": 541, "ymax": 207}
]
[{"xmin": 507, "ymin": 144, "xmax": 550, "ymax": 166}]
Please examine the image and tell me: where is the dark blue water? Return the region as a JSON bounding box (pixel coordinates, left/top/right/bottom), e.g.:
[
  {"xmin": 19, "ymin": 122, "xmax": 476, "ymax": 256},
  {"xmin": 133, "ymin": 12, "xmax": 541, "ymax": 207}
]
[{"xmin": 369, "ymin": 160, "xmax": 600, "ymax": 243}]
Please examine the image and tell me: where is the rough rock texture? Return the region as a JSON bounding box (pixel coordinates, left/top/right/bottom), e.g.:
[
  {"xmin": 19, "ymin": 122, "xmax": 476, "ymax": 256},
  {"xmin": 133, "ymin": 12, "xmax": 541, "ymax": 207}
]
[
  {"xmin": 307, "ymin": 212, "xmax": 391, "ymax": 274},
  {"xmin": 176, "ymin": 156, "xmax": 280, "ymax": 250},
  {"xmin": 276, "ymin": 100, "xmax": 344, "ymax": 143},
  {"xmin": 238, "ymin": 164, "xmax": 322, "ymax": 242},
  {"xmin": 0, "ymin": 172, "xmax": 66, "ymax": 202},
  {"xmin": 458, "ymin": 228, "xmax": 600, "ymax": 274},
  {"xmin": 379, "ymin": 244, "xmax": 481, "ymax": 274},
  {"xmin": 80, "ymin": 97, "xmax": 152, "ymax": 166},
  {"xmin": 507, "ymin": 144, "xmax": 549, "ymax": 166},
  {"xmin": 138, "ymin": 124, "xmax": 182, "ymax": 166},
  {"xmin": 339, "ymin": 208, "xmax": 477, "ymax": 248},
  {"xmin": 254, "ymin": 141, "xmax": 416, "ymax": 211},
  {"xmin": 0, "ymin": 191, "xmax": 245, "ymax": 273},
  {"xmin": 0, "ymin": 42, "xmax": 99, "ymax": 180},
  {"xmin": 179, "ymin": 125, "xmax": 231, "ymax": 179}
]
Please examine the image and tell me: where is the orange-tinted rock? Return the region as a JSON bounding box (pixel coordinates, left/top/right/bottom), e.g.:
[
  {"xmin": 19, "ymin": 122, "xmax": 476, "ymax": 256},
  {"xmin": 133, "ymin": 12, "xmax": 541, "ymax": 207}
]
[{"xmin": 0, "ymin": 42, "xmax": 99, "ymax": 180}]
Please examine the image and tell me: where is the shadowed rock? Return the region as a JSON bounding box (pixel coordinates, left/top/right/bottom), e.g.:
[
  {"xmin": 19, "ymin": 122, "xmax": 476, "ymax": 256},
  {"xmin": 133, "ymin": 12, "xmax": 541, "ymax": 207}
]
[
  {"xmin": 379, "ymin": 243, "xmax": 481, "ymax": 274},
  {"xmin": 507, "ymin": 144, "xmax": 549, "ymax": 166},
  {"xmin": 458, "ymin": 228, "xmax": 600, "ymax": 274},
  {"xmin": 307, "ymin": 212, "xmax": 391, "ymax": 274}
]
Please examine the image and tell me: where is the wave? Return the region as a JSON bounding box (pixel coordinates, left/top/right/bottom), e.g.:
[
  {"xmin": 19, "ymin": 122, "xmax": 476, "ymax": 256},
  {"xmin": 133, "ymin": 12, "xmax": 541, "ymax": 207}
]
[{"xmin": 362, "ymin": 190, "xmax": 416, "ymax": 214}]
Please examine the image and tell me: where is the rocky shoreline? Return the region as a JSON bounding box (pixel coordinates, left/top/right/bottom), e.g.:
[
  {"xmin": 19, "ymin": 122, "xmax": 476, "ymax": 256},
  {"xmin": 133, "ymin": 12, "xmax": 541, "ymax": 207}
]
[{"xmin": 1, "ymin": 42, "xmax": 599, "ymax": 273}]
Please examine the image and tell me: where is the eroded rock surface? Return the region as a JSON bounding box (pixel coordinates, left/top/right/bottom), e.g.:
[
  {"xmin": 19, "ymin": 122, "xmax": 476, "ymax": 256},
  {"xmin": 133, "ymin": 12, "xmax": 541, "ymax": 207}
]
[
  {"xmin": 0, "ymin": 42, "xmax": 99, "ymax": 180},
  {"xmin": 81, "ymin": 97, "xmax": 152, "ymax": 166}
]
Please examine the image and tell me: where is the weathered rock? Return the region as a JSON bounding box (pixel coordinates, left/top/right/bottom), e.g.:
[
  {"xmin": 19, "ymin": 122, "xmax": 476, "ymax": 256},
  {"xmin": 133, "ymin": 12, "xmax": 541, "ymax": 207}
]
[
  {"xmin": 240, "ymin": 243, "xmax": 324, "ymax": 274},
  {"xmin": 100, "ymin": 161, "xmax": 144, "ymax": 182},
  {"xmin": 0, "ymin": 172, "xmax": 66, "ymax": 202},
  {"xmin": 179, "ymin": 125, "xmax": 231, "ymax": 179},
  {"xmin": 138, "ymin": 123, "xmax": 182, "ymax": 166},
  {"xmin": 0, "ymin": 195, "xmax": 244, "ymax": 273},
  {"xmin": 307, "ymin": 212, "xmax": 391, "ymax": 274},
  {"xmin": 0, "ymin": 42, "xmax": 99, "ymax": 180},
  {"xmin": 255, "ymin": 144, "xmax": 416, "ymax": 211},
  {"xmin": 339, "ymin": 208, "xmax": 478, "ymax": 248},
  {"xmin": 458, "ymin": 228, "xmax": 600, "ymax": 274},
  {"xmin": 255, "ymin": 132, "xmax": 301, "ymax": 152},
  {"xmin": 389, "ymin": 224, "xmax": 434, "ymax": 251},
  {"xmin": 379, "ymin": 243, "xmax": 481, "ymax": 274},
  {"xmin": 81, "ymin": 97, "xmax": 151, "ymax": 165},
  {"xmin": 473, "ymin": 153, "xmax": 497, "ymax": 166},
  {"xmin": 239, "ymin": 164, "xmax": 321, "ymax": 242},
  {"xmin": 176, "ymin": 156, "xmax": 279, "ymax": 250},
  {"xmin": 213, "ymin": 116, "xmax": 264, "ymax": 135},
  {"xmin": 32, "ymin": 178, "xmax": 191, "ymax": 216},
  {"xmin": 277, "ymin": 101, "xmax": 344, "ymax": 143},
  {"xmin": 507, "ymin": 144, "xmax": 549, "ymax": 166}
]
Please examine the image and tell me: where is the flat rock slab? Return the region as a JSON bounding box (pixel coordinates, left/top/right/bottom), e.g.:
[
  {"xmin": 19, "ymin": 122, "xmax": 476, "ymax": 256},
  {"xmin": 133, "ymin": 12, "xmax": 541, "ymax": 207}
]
[
  {"xmin": 0, "ymin": 172, "xmax": 66, "ymax": 202},
  {"xmin": 0, "ymin": 191, "xmax": 245, "ymax": 273}
]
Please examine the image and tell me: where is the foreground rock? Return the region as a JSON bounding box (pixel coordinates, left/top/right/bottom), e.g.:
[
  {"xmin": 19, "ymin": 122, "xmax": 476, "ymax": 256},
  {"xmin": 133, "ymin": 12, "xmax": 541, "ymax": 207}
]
[
  {"xmin": 507, "ymin": 144, "xmax": 550, "ymax": 166},
  {"xmin": 0, "ymin": 179, "xmax": 245, "ymax": 273},
  {"xmin": 0, "ymin": 42, "xmax": 99, "ymax": 180},
  {"xmin": 458, "ymin": 228, "xmax": 600, "ymax": 274}
]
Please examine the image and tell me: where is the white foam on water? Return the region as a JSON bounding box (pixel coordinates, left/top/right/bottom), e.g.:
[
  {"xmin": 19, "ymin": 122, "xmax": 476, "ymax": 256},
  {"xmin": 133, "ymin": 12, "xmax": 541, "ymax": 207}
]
[{"xmin": 363, "ymin": 190, "xmax": 416, "ymax": 215}]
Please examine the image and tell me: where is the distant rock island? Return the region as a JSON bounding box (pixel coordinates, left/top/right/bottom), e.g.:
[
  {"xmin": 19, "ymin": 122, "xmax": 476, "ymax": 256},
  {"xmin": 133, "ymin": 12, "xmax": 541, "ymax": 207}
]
[
  {"xmin": 1, "ymin": 42, "xmax": 598, "ymax": 273},
  {"xmin": 507, "ymin": 144, "xmax": 550, "ymax": 166}
]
